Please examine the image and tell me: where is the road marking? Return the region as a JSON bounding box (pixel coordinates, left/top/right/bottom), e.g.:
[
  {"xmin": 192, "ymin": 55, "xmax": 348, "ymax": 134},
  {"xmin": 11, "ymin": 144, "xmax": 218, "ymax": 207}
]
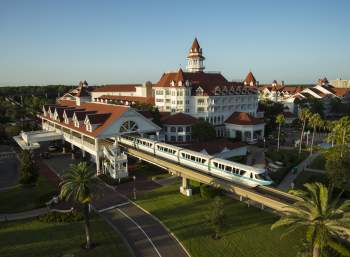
[
  {"xmin": 117, "ymin": 208, "xmax": 162, "ymax": 257},
  {"xmin": 98, "ymin": 202, "xmax": 130, "ymax": 213}
]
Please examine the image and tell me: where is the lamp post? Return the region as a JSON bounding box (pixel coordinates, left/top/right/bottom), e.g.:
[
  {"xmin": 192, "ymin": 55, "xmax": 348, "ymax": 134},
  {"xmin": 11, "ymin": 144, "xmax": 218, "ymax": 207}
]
[
  {"xmin": 133, "ymin": 175, "xmax": 136, "ymax": 200},
  {"xmin": 263, "ymin": 137, "xmax": 266, "ymax": 152}
]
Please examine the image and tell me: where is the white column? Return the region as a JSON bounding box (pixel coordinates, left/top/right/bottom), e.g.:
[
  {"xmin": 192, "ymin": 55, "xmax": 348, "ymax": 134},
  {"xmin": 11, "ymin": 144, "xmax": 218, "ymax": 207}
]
[
  {"xmin": 95, "ymin": 138, "xmax": 100, "ymax": 175},
  {"xmin": 81, "ymin": 134, "xmax": 86, "ymax": 158},
  {"xmin": 156, "ymin": 131, "xmax": 160, "ymax": 141},
  {"xmin": 180, "ymin": 177, "xmax": 192, "ymax": 197}
]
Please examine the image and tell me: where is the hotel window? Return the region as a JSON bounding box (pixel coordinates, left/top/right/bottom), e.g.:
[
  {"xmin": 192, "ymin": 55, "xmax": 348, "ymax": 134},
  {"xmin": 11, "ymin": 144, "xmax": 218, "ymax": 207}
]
[
  {"xmin": 177, "ymin": 136, "xmax": 183, "ymax": 142},
  {"xmin": 178, "ymin": 127, "xmax": 183, "ymax": 132},
  {"xmin": 171, "ymin": 126, "xmax": 176, "ymax": 132},
  {"xmin": 186, "ymin": 126, "xmax": 191, "ymax": 132},
  {"xmin": 197, "ymin": 107, "xmax": 205, "ymax": 113},
  {"xmin": 165, "ymin": 90, "xmax": 170, "ymax": 95},
  {"xmin": 197, "ymin": 99, "xmax": 205, "ymax": 105}
]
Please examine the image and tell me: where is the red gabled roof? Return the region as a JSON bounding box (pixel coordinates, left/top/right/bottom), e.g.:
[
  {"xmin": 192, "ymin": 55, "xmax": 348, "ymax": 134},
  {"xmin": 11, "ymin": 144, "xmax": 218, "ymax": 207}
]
[
  {"xmin": 96, "ymin": 95, "xmax": 155, "ymax": 105},
  {"xmin": 47, "ymin": 99, "xmax": 130, "ymax": 137},
  {"xmin": 156, "ymin": 70, "xmax": 248, "ymax": 95},
  {"xmin": 87, "ymin": 113, "xmax": 111, "ymax": 125},
  {"xmin": 93, "ymin": 84, "xmax": 140, "ymax": 92},
  {"xmin": 161, "ymin": 113, "xmax": 199, "ymax": 125},
  {"xmin": 244, "ymin": 72, "xmax": 256, "ymax": 85},
  {"xmin": 225, "ymin": 112, "xmax": 264, "ymax": 125}
]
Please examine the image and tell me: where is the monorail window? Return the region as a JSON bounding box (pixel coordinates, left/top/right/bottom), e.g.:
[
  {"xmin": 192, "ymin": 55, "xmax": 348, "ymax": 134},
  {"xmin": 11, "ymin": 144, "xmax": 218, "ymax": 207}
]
[
  {"xmin": 250, "ymin": 173, "xmax": 253, "ymax": 179},
  {"xmin": 225, "ymin": 166, "xmax": 232, "ymax": 172},
  {"xmin": 214, "ymin": 162, "xmax": 218, "ymax": 168},
  {"xmin": 191, "ymin": 156, "xmax": 195, "ymax": 161},
  {"xmin": 255, "ymin": 174, "xmax": 267, "ymax": 180},
  {"xmin": 240, "ymin": 170, "xmax": 246, "ymax": 176}
]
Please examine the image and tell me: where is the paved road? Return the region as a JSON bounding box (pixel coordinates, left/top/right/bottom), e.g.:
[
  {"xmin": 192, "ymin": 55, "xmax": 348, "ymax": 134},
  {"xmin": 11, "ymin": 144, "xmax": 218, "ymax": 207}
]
[
  {"xmin": 44, "ymin": 154, "xmax": 189, "ymax": 257},
  {"xmin": 0, "ymin": 154, "xmax": 19, "ymax": 190}
]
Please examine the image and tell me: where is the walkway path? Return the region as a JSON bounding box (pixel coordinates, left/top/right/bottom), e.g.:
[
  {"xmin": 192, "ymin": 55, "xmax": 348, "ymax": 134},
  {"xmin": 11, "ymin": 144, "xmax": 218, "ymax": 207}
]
[{"xmin": 278, "ymin": 152, "xmax": 320, "ymax": 191}]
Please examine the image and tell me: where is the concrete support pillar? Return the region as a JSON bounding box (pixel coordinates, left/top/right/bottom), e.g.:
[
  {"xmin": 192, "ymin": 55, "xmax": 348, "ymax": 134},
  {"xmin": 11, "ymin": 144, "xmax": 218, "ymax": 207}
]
[
  {"xmin": 180, "ymin": 177, "xmax": 192, "ymax": 197},
  {"xmin": 62, "ymin": 139, "xmax": 66, "ymax": 153},
  {"xmin": 95, "ymin": 138, "xmax": 101, "ymax": 175},
  {"xmin": 81, "ymin": 135, "xmax": 85, "ymax": 158},
  {"xmin": 71, "ymin": 143, "xmax": 75, "ymax": 159}
]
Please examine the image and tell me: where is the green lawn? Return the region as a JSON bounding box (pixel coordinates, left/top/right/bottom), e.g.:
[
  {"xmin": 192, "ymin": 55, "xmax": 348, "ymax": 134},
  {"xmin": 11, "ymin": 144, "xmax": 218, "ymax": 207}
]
[
  {"xmin": 0, "ymin": 175, "xmax": 57, "ymax": 213},
  {"xmin": 0, "ymin": 215, "xmax": 131, "ymax": 257},
  {"xmin": 308, "ymin": 155, "xmax": 326, "ymax": 170},
  {"xmin": 133, "ymin": 162, "xmax": 171, "ymax": 180},
  {"xmin": 136, "ymin": 184, "xmax": 301, "ymax": 257}
]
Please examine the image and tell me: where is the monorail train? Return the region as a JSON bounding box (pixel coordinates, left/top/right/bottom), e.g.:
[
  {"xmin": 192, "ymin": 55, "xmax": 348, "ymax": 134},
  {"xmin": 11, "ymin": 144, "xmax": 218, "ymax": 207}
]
[{"xmin": 118, "ymin": 136, "xmax": 273, "ymax": 187}]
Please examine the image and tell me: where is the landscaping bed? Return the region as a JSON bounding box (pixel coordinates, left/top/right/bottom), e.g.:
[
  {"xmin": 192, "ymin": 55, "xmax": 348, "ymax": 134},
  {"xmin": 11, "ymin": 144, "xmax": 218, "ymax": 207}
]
[
  {"xmin": 0, "ymin": 175, "xmax": 57, "ymax": 213},
  {"xmin": 0, "ymin": 215, "xmax": 131, "ymax": 257},
  {"xmin": 135, "ymin": 183, "xmax": 301, "ymax": 257}
]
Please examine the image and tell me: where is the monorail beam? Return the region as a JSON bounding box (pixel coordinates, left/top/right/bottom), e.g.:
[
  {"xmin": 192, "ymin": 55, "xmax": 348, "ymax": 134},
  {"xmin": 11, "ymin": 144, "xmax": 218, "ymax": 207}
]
[{"xmin": 123, "ymin": 146, "xmax": 293, "ymax": 212}]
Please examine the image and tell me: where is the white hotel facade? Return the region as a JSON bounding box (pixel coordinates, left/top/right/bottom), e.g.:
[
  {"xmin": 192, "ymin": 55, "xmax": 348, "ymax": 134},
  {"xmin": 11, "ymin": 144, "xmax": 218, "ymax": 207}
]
[{"xmin": 152, "ymin": 38, "xmax": 259, "ymax": 126}]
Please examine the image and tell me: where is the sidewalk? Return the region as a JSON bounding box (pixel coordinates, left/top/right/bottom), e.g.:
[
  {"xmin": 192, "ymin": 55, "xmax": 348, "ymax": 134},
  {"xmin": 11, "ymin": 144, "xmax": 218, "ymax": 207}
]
[{"xmin": 277, "ymin": 152, "xmax": 320, "ymax": 191}]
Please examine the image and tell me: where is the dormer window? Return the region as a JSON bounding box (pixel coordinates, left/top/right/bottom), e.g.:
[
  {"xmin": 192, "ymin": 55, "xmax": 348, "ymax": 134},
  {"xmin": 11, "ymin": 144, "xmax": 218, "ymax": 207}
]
[
  {"xmin": 222, "ymin": 87, "xmax": 228, "ymax": 95},
  {"xmin": 178, "ymin": 81, "xmax": 183, "ymax": 87},
  {"xmin": 171, "ymin": 80, "xmax": 175, "ymax": 87},
  {"xmin": 196, "ymin": 87, "xmax": 203, "ymax": 96},
  {"xmin": 214, "ymin": 86, "xmax": 221, "ymax": 95}
]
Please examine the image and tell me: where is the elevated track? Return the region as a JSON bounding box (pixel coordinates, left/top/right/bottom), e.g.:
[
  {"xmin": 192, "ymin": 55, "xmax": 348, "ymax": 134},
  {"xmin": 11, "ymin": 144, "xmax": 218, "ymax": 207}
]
[{"xmin": 117, "ymin": 142, "xmax": 301, "ymax": 212}]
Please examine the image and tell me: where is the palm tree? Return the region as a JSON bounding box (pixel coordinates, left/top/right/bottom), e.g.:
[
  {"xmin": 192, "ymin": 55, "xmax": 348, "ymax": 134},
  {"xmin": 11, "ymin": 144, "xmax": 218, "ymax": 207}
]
[
  {"xmin": 334, "ymin": 116, "xmax": 350, "ymax": 158},
  {"xmin": 271, "ymin": 183, "xmax": 350, "ymax": 257},
  {"xmin": 298, "ymin": 108, "xmax": 312, "ymax": 155},
  {"xmin": 309, "ymin": 113, "xmax": 322, "ymax": 154},
  {"xmin": 60, "ymin": 162, "xmax": 97, "ymax": 249},
  {"xmin": 276, "ymin": 114, "xmax": 285, "ymax": 152}
]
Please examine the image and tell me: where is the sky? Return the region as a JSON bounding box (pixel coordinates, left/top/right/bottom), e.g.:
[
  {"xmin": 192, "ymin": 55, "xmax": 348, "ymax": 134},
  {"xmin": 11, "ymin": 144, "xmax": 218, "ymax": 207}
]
[{"xmin": 0, "ymin": 0, "xmax": 349, "ymax": 86}]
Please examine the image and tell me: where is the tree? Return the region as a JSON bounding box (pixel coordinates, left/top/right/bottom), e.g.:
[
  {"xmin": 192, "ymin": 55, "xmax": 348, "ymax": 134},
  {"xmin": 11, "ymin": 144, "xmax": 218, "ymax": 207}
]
[
  {"xmin": 276, "ymin": 114, "xmax": 285, "ymax": 152},
  {"xmin": 325, "ymin": 148, "xmax": 350, "ymax": 189},
  {"xmin": 207, "ymin": 196, "xmax": 225, "ymax": 240},
  {"xmin": 19, "ymin": 150, "xmax": 38, "ymax": 185},
  {"xmin": 271, "ymin": 183, "xmax": 350, "ymax": 257},
  {"xmin": 309, "ymin": 113, "xmax": 322, "ymax": 154},
  {"xmin": 60, "ymin": 162, "xmax": 97, "ymax": 249},
  {"xmin": 298, "ymin": 108, "xmax": 312, "ymax": 155},
  {"xmin": 192, "ymin": 121, "xmax": 216, "ymax": 141},
  {"xmin": 334, "ymin": 116, "xmax": 350, "ymax": 158}
]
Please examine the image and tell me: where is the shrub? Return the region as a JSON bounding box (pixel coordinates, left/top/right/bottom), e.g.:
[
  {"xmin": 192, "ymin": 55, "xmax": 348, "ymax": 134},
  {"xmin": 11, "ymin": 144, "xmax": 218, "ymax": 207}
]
[
  {"xmin": 200, "ymin": 184, "xmax": 221, "ymax": 199},
  {"xmin": 39, "ymin": 210, "xmax": 83, "ymax": 223}
]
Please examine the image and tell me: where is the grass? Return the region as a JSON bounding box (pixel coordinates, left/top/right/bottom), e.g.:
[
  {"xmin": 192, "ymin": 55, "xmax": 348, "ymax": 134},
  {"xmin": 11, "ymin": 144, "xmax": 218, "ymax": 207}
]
[
  {"xmin": 308, "ymin": 154, "xmax": 326, "ymax": 170},
  {"xmin": 133, "ymin": 162, "xmax": 170, "ymax": 180},
  {"xmin": 266, "ymin": 149, "xmax": 308, "ymax": 184},
  {"xmin": 0, "ymin": 175, "xmax": 57, "ymax": 213},
  {"xmin": 0, "ymin": 215, "xmax": 131, "ymax": 257},
  {"xmin": 135, "ymin": 183, "xmax": 301, "ymax": 257}
]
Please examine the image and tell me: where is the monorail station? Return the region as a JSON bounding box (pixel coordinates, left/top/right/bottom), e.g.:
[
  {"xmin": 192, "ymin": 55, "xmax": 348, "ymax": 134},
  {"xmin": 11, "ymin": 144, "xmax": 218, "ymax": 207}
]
[{"xmin": 14, "ymin": 90, "xmax": 162, "ymax": 179}]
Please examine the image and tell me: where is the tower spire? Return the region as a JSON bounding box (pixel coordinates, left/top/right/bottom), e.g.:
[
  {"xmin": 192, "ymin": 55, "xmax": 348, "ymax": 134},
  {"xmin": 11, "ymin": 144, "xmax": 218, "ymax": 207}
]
[{"xmin": 186, "ymin": 38, "xmax": 205, "ymax": 72}]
